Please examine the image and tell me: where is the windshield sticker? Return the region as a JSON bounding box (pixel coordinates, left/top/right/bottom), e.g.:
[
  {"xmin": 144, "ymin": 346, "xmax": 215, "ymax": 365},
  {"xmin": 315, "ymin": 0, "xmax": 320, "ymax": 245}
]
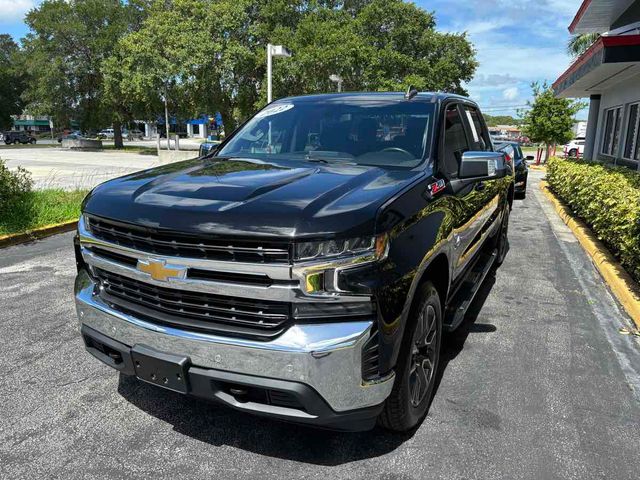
[{"xmin": 255, "ymin": 103, "xmax": 294, "ymax": 118}]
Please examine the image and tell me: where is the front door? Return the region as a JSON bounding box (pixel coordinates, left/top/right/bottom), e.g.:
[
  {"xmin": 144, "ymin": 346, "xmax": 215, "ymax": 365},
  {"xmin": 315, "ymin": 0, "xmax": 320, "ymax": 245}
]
[{"xmin": 440, "ymin": 103, "xmax": 501, "ymax": 281}]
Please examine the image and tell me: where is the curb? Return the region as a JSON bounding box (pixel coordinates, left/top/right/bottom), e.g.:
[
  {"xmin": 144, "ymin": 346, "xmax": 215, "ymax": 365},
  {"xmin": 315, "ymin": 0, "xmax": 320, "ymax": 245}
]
[
  {"xmin": 0, "ymin": 220, "xmax": 78, "ymax": 249},
  {"xmin": 540, "ymin": 181, "xmax": 640, "ymax": 330}
]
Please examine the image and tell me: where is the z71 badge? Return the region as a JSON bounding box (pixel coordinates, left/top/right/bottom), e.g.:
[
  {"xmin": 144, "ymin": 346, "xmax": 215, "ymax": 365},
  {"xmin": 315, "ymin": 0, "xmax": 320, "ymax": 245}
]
[{"xmin": 428, "ymin": 179, "xmax": 446, "ymax": 195}]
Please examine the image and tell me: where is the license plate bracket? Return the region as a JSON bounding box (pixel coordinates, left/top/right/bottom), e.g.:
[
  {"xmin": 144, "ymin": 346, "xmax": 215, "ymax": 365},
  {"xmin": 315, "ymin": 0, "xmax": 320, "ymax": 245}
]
[{"xmin": 131, "ymin": 345, "xmax": 190, "ymax": 394}]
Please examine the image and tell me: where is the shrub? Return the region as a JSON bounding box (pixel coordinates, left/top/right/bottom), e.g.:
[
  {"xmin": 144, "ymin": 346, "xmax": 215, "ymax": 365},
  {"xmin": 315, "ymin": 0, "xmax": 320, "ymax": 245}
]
[
  {"xmin": 547, "ymin": 156, "xmax": 640, "ymax": 283},
  {"xmin": 0, "ymin": 158, "xmax": 33, "ymax": 213}
]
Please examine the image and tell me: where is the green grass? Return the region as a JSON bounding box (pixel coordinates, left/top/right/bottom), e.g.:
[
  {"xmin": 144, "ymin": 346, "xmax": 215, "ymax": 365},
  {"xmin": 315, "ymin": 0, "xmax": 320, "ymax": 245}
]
[{"xmin": 0, "ymin": 189, "xmax": 87, "ymax": 236}]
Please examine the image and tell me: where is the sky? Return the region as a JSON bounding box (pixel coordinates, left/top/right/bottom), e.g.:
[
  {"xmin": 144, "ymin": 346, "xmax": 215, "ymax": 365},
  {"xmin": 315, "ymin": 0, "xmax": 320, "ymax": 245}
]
[
  {"xmin": 417, "ymin": 0, "xmax": 584, "ymax": 118},
  {"xmin": 0, "ymin": 0, "xmax": 584, "ymax": 119}
]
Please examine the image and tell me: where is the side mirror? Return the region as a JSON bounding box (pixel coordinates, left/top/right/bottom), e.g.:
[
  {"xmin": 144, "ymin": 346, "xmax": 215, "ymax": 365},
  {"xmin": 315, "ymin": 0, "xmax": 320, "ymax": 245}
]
[
  {"xmin": 525, "ymin": 155, "xmax": 535, "ymax": 161},
  {"xmin": 199, "ymin": 141, "xmax": 219, "ymax": 157},
  {"xmin": 459, "ymin": 151, "xmax": 505, "ymax": 179}
]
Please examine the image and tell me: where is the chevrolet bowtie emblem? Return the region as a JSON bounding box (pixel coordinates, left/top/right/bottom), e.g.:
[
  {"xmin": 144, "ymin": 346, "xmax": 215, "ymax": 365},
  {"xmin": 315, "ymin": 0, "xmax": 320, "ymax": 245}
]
[{"xmin": 136, "ymin": 259, "xmax": 187, "ymax": 282}]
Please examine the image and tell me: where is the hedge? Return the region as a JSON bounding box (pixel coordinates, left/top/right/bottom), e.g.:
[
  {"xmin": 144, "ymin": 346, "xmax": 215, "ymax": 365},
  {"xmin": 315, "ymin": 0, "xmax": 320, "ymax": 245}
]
[{"xmin": 547, "ymin": 156, "xmax": 640, "ymax": 283}]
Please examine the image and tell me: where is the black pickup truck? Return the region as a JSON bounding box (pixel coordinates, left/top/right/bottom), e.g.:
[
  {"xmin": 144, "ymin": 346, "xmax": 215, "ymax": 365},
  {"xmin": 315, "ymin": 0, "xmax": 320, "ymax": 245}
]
[{"xmin": 74, "ymin": 92, "xmax": 514, "ymax": 432}]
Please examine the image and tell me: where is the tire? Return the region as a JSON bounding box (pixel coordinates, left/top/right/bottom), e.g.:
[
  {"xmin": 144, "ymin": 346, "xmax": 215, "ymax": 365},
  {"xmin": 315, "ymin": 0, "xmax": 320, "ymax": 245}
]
[
  {"xmin": 30, "ymin": 138, "xmax": 36, "ymax": 144},
  {"xmin": 568, "ymin": 148, "xmax": 578, "ymax": 158},
  {"xmin": 495, "ymin": 201, "xmax": 510, "ymax": 266},
  {"xmin": 379, "ymin": 281, "xmax": 442, "ymax": 432},
  {"xmin": 515, "ymin": 177, "xmax": 527, "ymax": 199}
]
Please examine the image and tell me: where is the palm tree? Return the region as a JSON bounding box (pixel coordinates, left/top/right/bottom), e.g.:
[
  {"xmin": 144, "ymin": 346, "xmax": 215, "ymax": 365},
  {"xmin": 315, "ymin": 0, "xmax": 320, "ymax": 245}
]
[{"xmin": 567, "ymin": 33, "xmax": 600, "ymax": 57}]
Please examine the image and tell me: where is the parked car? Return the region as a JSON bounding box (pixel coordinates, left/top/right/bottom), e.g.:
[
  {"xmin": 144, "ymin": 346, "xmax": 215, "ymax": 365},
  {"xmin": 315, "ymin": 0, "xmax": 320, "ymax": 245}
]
[
  {"xmin": 74, "ymin": 92, "xmax": 514, "ymax": 432},
  {"xmin": 126, "ymin": 129, "xmax": 144, "ymax": 141},
  {"xmin": 564, "ymin": 138, "xmax": 585, "ymax": 158},
  {"xmin": 97, "ymin": 128, "xmax": 115, "ymax": 139},
  {"xmin": 3, "ymin": 131, "xmax": 36, "ymax": 145},
  {"xmin": 495, "ymin": 141, "xmax": 529, "ymax": 199},
  {"xmin": 58, "ymin": 131, "xmax": 84, "ymax": 143},
  {"xmin": 198, "ymin": 141, "xmax": 220, "ymax": 157}
]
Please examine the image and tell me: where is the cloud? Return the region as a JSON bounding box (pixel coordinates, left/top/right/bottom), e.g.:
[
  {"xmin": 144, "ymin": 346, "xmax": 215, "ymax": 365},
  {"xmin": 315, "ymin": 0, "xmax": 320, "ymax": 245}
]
[
  {"xmin": 472, "ymin": 74, "xmax": 521, "ymax": 88},
  {"xmin": 503, "ymin": 87, "xmax": 519, "ymax": 101},
  {"xmin": 0, "ymin": 0, "xmax": 35, "ymax": 24},
  {"xmin": 419, "ymin": 0, "xmax": 581, "ymax": 116}
]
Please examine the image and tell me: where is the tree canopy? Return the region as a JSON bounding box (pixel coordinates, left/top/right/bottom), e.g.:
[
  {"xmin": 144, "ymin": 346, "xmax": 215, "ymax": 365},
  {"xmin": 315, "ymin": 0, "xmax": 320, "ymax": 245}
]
[
  {"xmin": 483, "ymin": 114, "xmax": 521, "ymax": 127},
  {"xmin": 0, "ymin": 35, "xmax": 25, "ymax": 130},
  {"xmin": 567, "ymin": 33, "xmax": 600, "ymax": 58},
  {"xmin": 18, "ymin": 0, "xmax": 478, "ymax": 142},
  {"xmin": 521, "ymin": 82, "xmax": 585, "ymax": 153}
]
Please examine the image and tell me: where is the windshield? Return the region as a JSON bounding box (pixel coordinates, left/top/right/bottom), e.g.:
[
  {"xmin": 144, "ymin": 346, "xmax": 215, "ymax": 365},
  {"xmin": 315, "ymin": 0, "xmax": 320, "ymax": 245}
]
[{"xmin": 218, "ymin": 98, "xmax": 435, "ymax": 168}]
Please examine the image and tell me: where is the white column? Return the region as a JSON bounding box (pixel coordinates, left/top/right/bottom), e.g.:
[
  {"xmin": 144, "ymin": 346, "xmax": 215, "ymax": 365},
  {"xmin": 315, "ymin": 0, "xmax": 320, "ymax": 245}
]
[
  {"xmin": 144, "ymin": 122, "xmax": 151, "ymax": 139},
  {"xmin": 187, "ymin": 123, "xmax": 193, "ymax": 137}
]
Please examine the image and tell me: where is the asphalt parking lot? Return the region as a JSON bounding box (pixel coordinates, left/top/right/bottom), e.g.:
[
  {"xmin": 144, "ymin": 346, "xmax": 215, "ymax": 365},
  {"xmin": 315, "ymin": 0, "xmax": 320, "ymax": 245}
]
[
  {"xmin": 0, "ymin": 144, "xmax": 199, "ymax": 190},
  {"xmin": 1, "ymin": 171, "xmax": 639, "ymax": 479}
]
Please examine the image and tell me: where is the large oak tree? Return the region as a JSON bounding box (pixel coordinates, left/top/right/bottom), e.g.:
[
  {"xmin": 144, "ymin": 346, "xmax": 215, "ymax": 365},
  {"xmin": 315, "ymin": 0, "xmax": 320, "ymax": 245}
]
[
  {"xmin": 0, "ymin": 35, "xmax": 25, "ymax": 130},
  {"xmin": 22, "ymin": 0, "xmax": 478, "ymax": 140},
  {"xmin": 110, "ymin": 0, "xmax": 478, "ymax": 131},
  {"xmin": 22, "ymin": 0, "xmax": 149, "ymax": 147}
]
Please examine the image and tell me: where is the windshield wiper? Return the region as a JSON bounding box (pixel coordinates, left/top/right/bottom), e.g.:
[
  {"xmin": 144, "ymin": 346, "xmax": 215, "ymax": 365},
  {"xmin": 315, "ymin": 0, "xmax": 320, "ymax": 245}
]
[{"xmin": 305, "ymin": 151, "xmax": 356, "ymax": 164}]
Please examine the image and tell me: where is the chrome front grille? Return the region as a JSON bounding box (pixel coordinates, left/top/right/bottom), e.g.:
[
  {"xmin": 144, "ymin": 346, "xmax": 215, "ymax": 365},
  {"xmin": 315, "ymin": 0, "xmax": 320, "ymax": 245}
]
[
  {"xmin": 94, "ymin": 268, "xmax": 291, "ymax": 339},
  {"xmin": 85, "ymin": 215, "xmax": 291, "ymax": 263},
  {"xmin": 78, "ymin": 215, "xmax": 374, "ymax": 341}
]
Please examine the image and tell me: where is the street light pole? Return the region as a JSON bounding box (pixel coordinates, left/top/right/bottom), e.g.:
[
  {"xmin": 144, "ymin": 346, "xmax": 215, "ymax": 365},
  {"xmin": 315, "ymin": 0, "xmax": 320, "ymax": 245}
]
[
  {"xmin": 267, "ymin": 43, "xmax": 273, "ymax": 104},
  {"xmin": 329, "ymin": 74, "xmax": 343, "ymax": 93},
  {"xmin": 266, "ymin": 44, "xmax": 291, "ymax": 104}
]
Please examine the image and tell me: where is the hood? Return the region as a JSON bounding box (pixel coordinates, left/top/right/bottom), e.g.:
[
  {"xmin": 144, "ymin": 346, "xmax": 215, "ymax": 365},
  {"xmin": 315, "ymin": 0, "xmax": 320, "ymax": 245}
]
[{"xmin": 82, "ymin": 156, "xmax": 424, "ymax": 239}]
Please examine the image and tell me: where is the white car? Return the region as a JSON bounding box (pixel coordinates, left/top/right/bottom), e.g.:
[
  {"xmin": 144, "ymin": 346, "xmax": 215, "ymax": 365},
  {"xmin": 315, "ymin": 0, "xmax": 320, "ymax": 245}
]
[
  {"xmin": 98, "ymin": 128, "xmax": 115, "ymax": 139},
  {"xmin": 564, "ymin": 138, "xmax": 585, "ymax": 158}
]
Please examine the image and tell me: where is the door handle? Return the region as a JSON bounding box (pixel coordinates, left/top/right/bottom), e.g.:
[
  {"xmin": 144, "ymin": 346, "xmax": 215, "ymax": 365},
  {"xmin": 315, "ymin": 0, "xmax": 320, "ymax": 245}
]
[{"xmin": 475, "ymin": 182, "xmax": 486, "ymax": 191}]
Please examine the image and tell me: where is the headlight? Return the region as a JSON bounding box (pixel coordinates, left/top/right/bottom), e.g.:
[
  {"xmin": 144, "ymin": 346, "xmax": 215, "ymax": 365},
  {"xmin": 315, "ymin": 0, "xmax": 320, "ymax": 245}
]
[
  {"xmin": 294, "ymin": 235, "xmax": 383, "ymax": 261},
  {"xmin": 293, "ymin": 234, "xmax": 389, "ymax": 295}
]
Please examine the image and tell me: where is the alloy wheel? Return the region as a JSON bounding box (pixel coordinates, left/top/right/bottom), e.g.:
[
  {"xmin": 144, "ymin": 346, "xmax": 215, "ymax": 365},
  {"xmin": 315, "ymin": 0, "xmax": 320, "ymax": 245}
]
[{"xmin": 409, "ymin": 304, "xmax": 438, "ymax": 407}]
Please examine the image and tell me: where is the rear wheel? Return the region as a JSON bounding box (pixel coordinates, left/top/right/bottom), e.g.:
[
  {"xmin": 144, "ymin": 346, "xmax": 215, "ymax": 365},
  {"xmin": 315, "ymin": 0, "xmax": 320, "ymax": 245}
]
[
  {"xmin": 568, "ymin": 148, "xmax": 578, "ymax": 158},
  {"xmin": 379, "ymin": 281, "xmax": 442, "ymax": 432}
]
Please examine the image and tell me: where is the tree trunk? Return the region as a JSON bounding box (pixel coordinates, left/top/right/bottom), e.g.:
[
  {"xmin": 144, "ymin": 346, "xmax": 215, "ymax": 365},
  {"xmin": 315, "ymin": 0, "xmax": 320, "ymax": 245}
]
[
  {"xmin": 113, "ymin": 121, "xmax": 124, "ymax": 149},
  {"xmin": 545, "ymin": 143, "xmax": 552, "ymax": 164},
  {"xmin": 220, "ymin": 109, "xmax": 236, "ymax": 138}
]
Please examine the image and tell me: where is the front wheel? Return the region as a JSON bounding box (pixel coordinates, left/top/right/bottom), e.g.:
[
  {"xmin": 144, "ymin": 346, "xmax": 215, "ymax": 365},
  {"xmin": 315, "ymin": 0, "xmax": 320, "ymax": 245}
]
[
  {"xmin": 379, "ymin": 281, "xmax": 442, "ymax": 432},
  {"xmin": 495, "ymin": 202, "xmax": 510, "ymax": 266}
]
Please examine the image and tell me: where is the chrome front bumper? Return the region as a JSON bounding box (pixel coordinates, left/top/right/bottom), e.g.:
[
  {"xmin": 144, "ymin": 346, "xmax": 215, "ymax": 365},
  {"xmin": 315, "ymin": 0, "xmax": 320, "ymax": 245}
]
[{"xmin": 74, "ymin": 269, "xmax": 394, "ymax": 414}]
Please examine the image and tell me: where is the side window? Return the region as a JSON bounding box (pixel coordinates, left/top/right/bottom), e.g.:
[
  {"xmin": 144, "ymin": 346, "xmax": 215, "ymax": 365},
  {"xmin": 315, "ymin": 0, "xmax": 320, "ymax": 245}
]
[
  {"xmin": 515, "ymin": 145, "xmax": 524, "ymax": 160},
  {"xmin": 464, "ymin": 106, "xmax": 491, "ymax": 151},
  {"xmin": 442, "ymin": 104, "xmax": 471, "ymax": 177}
]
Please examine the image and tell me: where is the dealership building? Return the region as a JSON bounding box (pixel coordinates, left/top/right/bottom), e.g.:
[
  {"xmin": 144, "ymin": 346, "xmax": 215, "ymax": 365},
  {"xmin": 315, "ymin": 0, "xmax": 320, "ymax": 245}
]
[{"xmin": 553, "ymin": 0, "xmax": 640, "ymax": 170}]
